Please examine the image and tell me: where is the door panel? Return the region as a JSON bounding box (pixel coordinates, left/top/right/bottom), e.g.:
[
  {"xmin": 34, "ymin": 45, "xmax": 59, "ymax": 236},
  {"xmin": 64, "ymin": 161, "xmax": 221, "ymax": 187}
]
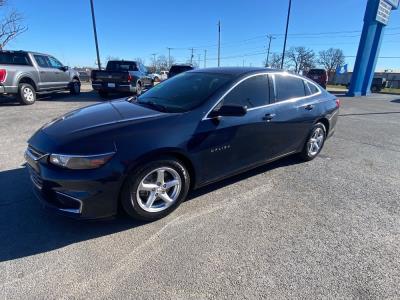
[
  {"xmin": 48, "ymin": 56, "xmax": 69, "ymax": 87},
  {"xmin": 267, "ymin": 74, "xmax": 322, "ymax": 157},
  {"xmin": 189, "ymin": 108, "xmax": 275, "ymax": 184},
  {"xmin": 33, "ymin": 55, "xmax": 62, "ymax": 90}
]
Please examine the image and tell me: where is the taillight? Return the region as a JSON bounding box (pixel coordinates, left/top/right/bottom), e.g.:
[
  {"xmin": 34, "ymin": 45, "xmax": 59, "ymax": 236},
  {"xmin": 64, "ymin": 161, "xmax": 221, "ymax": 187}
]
[
  {"xmin": 335, "ymin": 99, "xmax": 340, "ymax": 108},
  {"xmin": 0, "ymin": 69, "xmax": 7, "ymax": 83},
  {"xmin": 127, "ymin": 74, "xmax": 132, "ymax": 82}
]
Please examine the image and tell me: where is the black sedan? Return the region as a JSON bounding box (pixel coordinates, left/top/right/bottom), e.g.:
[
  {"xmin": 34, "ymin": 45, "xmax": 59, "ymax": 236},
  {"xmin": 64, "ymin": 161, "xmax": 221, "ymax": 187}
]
[{"xmin": 25, "ymin": 67, "xmax": 339, "ymax": 221}]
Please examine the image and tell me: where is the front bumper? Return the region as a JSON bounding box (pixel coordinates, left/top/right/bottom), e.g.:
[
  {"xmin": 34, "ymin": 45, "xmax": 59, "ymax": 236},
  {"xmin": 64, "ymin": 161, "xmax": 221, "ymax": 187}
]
[{"xmin": 25, "ymin": 152, "xmax": 123, "ymax": 220}]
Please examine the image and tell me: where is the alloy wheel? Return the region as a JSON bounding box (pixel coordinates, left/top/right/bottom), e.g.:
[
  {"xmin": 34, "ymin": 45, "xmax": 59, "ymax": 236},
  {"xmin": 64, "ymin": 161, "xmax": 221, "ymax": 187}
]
[
  {"xmin": 135, "ymin": 167, "xmax": 182, "ymax": 213},
  {"xmin": 23, "ymin": 87, "xmax": 34, "ymax": 102},
  {"xmin": 307, "ymin": 127, "xmax": 324, "ymax": 156}
]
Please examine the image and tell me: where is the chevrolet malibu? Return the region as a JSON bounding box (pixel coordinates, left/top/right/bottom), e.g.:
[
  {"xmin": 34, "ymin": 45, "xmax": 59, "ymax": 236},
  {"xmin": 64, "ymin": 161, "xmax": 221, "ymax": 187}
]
[{"xmin": 25, "ymin": 67, "xmax": 339, "ymax": 221}]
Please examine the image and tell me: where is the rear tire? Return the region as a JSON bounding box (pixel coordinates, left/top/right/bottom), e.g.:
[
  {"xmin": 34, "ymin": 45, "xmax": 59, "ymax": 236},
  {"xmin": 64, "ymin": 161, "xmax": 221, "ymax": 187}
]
[
  {"xmin": 121, "ymin": 157, "xmax": 190, "ymax": 221},
  {"xmin": 69, "ymin": 79, "xmax": 81, "ymax": 95},
  {"xmin": 299, "ymin": 123, "xmax": 326, "ymax": 161},
  {"xmin": 18, "ymin": 83, "xmax": 36, "ymax": 105},
  {"xmin": 98, "ymin": 90, "xmax": 108, "ymax": 98}
]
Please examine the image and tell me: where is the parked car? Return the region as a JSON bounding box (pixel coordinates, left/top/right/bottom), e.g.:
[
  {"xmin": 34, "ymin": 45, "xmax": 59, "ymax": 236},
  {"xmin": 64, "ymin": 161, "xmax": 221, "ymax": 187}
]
[
  {"xmin": 160, "ymin": 70, "xmax": 169, "ymax": 80},
  {"xmin": 0, "ymin": 50, "xmax": 81, "ymax": 105},
  {"xmin": 168, "ymin": 64, "xmax": 194, "ymax": 78},
  {"xmin": 25, "ymin": 67, "xmax": 339, "ymax": 221},
  {"xmin": 91, "ymin": 60, "xmax": 153, "ymax": 97},
  {"xmin": 149, "ymin": 73, "xmax": 161, "ymax": 82},
  {"xmin": 306, "ymin": 68, "xmax": 328, "ymax": 89},
  {"xmin": 371, "ymin": 77, "xmax": 387, "ymax": 92},
  {"xmin": 78, "ymin": 71, "xmax": 90, "ymax": 82}
]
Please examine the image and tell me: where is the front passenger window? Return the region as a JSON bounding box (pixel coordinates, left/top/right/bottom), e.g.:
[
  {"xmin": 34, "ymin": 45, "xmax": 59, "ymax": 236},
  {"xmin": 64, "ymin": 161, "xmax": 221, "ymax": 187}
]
[
  {"xmin": 220, "ymin": 75, "xmax": 270, "ymax": 109},
  {"xmin": 48, "ymin": 57, "xmax": 63, "ymax": 68}
]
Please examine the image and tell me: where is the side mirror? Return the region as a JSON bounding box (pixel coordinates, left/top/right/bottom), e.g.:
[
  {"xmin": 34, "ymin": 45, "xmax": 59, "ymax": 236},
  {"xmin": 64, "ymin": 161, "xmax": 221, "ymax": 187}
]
[
  {"xmin": 60, "ymin": 66, "xmax": 69, "ymax": 72},
  {"xmin": 209, "ymin": 105, "xmax": 247, "ymax": 118}
]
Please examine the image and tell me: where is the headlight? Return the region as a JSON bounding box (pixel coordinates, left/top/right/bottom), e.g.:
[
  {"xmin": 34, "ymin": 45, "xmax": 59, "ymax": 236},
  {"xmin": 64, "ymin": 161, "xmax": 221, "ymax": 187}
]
[{"xmin": 49, "ymin": 152, "xmax": 115, "ymax": 170}]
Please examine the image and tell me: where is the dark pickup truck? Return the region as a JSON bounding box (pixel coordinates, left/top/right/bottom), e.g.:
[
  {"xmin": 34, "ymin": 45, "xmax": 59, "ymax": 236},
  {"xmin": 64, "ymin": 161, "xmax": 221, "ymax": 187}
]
[{"xmin": 91, "ymin": 60, "xmax": 153, "ymax": 97}]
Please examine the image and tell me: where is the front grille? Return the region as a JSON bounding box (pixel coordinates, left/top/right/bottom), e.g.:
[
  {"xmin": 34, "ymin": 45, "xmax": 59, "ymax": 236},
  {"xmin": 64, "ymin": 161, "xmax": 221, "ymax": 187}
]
[{"xmin": 27, "ymin": 165, "xmax": 43, "ymax": 189}]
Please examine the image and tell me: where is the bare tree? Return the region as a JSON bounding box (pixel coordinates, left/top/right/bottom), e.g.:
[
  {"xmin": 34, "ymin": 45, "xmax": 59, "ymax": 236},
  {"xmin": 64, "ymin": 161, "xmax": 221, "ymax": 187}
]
[
  {"xmin": 318, "ymin": 48, "xmax": 345, "ymax": 75},
  {"xmin": 135, "ymin": 57, "xmax": 145, "ymax": 65},
  {"xmin": 0, "ymin": 1, "xmax": 27, "ymax": 49},
  {"xmin": 286, "ymin": 47, "xmax": 316, "ymax": 73},
  {"xmin": 264, "ymin": 53, "xmax": 286, "ymax": 69}
]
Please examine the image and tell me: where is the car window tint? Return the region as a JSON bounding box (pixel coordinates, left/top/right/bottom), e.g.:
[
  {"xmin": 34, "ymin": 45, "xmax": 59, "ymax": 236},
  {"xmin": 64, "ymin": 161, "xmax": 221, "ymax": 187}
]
[
  {"xmin": 0, "ymin": 52, "xmax": 30, "ymax": 65},
  {"xmin": 137, "ymin": 72, "xmax": 233, "ymax": 112},
  {"xmin": 275, "ymin": 74, "xmax": 306, "ymax": 102},
  {"xmin": 221, "ymin": 75, "xmax": 270, "ymax": 108},
  {"xmin": 34, "ymin": 55, "xmax": 50, "ymax": 68},
  {"xmin": 48, "ymin": 57, "xmax": 63, "ymax": 68},
  {"xmin": 307, "ymin": 81, "xmax": 320, "ymax": 95},
  {"xmin": 304, "ymin": 80, "xmax": 311, "ymax": 96}
]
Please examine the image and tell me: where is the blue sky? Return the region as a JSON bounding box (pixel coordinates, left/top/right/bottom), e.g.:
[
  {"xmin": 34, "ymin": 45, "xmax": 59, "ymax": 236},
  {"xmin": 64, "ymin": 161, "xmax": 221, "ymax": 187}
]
[{"xmin": 5, "ymin": 0, "xmax": 400, "ymax": 70}]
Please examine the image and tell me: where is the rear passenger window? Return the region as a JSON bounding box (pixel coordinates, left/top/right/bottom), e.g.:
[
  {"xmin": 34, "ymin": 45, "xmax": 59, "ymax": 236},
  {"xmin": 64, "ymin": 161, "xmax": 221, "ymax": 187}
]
[
  {"xmin": 274, "ymin": 74, "xmax": 306, "ymax": 102},
  {"xmin": 221, "ymin": 75, "xmax": 270, "ymax": 108},
  {"xmin": 307, "ymin": 82, "xmax": 320, "ymax": 95}
]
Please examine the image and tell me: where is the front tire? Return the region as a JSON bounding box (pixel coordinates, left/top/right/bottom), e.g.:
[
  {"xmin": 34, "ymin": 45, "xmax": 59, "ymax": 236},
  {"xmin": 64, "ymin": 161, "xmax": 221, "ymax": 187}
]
[
  {"xmin": 299, "ymin": 123, "xmax": 326, "ymax": 161},
  {"xmin": 69, "ymin": 79, "xmax": 81, "ymax": 95},
  {"xmin": 121, "ymin": 157, "xmax": 190, "ymax": 221},
  {"xmin": 18, "ymin": 83, "xmax": 36, "ymax": 105}
]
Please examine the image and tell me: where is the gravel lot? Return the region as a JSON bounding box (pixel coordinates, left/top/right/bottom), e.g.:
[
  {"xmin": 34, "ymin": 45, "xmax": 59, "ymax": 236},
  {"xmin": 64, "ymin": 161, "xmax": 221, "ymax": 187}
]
[{"xmin": 1, "ymin": 87, "xmax": 400, "ymax": 299}]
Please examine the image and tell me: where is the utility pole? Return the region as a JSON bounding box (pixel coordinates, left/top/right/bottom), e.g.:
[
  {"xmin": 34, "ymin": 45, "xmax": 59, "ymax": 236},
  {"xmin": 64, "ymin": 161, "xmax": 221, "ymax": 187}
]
[
  {"xmin": 198, "ymin": 54, "xmax": 201, "ymax": 67},
  {"xmin": 217, "ymin": 20, "xmax": 221, "ymax": 67},
  {"xmin": 190, "ymin": 48, "xmax": 194, "ymax": 64},
  {"xmin": 281, "ymin": 0, "xmax": 292, "ymax": 69},
  {"xmin": 204, "ymin": 49, "xmax": 207, "ymax": 68},
  {"xmin": 266, "ymin": 35, "xmax": 275, "ymax": 67},
  {"xmin": 151, "ymin": 53, "xmax": 157, "ymax": 71},
  {"xmin": 89, "ymin": 0, "xmax": 101, "ymax": 70},
  {"xmin": 167, "ymin": 47, "xmax": 172, "ymax": 67}
]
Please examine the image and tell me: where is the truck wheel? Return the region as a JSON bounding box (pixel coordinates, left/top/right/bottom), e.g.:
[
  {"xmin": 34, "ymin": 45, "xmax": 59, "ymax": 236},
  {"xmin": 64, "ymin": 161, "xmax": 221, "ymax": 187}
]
[
  {"xmin": 98, "ymin": 90, "xmax": 108, "ymax": 98},
  {"xmin": 18, "ymin": 83, "xmax": 36, "ymax": 105},
  {"xmin": 69, "ymin": 80, "xmax": 81, "ymax": 95},
  {"xmin": 136, "ymin": 82, "xmax": 142, "ymax": 96}
]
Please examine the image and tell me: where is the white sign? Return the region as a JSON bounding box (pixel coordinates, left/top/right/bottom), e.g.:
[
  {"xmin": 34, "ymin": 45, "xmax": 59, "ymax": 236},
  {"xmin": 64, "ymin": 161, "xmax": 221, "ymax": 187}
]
[{"xmin": 376, "ymin": 0, "xmax": 392, "ymax": 25}]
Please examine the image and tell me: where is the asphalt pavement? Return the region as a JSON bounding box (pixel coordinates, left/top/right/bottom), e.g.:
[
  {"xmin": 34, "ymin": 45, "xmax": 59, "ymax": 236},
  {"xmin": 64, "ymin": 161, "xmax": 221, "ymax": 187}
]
[{"xmin": 1, "ymin": 88, "xmax": 400, "ymax": 299}]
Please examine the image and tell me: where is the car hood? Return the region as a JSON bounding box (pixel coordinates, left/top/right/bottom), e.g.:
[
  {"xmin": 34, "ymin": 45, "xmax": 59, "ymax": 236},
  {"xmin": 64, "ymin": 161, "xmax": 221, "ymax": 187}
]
[{"xmin": 40, "ymin": 99, "xmax": 165, "ymax": 138}]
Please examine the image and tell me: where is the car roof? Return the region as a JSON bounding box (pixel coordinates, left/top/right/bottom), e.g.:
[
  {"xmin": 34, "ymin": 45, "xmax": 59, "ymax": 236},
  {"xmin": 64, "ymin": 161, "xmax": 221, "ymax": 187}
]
[
  {"xmin": 0, "ymin": 50, "xmax": 46, "ymax": 56},
  {"xmin": 189, "ymin": 67, "xmax": 282, "ymax": 76}
]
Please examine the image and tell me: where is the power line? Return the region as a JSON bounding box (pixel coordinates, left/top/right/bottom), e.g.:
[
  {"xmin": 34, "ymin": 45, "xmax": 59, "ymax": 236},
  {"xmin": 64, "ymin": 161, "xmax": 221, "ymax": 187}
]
[{"xmin": 165, "ymin": 26, "xmax": 400, "ymax": 51}]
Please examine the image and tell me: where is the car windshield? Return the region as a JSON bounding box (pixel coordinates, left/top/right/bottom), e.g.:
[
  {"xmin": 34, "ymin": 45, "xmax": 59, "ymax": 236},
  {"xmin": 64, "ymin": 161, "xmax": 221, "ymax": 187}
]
[{"xmin": 136, "ymin": 72, "xmax": 234, "ymax": 113}]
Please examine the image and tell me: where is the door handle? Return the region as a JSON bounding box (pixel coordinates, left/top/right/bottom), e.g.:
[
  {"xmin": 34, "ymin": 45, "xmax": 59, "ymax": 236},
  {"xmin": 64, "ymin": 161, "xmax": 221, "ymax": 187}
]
[
  {"xmin": 263, "ymin": 113, "xmax": 276, "ymax": 122},
  {"xmin": 304, "ymin": 104, "xmax": 314, "ymax": 110},
  {"xmin": 40, "ymin": 71, "xmax": 46, "ymax": 74}
]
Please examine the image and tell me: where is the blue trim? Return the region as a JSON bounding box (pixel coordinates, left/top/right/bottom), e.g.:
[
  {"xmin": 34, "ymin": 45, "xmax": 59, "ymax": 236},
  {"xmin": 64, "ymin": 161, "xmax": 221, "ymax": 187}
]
[{"xmin": 347, "ymin": 0, "xmax": 394, "ymax": 97}]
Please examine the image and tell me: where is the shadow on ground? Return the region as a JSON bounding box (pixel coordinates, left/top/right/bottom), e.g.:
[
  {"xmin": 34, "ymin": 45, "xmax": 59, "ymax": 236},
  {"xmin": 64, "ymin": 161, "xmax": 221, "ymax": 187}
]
[{"xmin": 0, "ymin": 155, "xmax": 301, "ymax": 262}]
